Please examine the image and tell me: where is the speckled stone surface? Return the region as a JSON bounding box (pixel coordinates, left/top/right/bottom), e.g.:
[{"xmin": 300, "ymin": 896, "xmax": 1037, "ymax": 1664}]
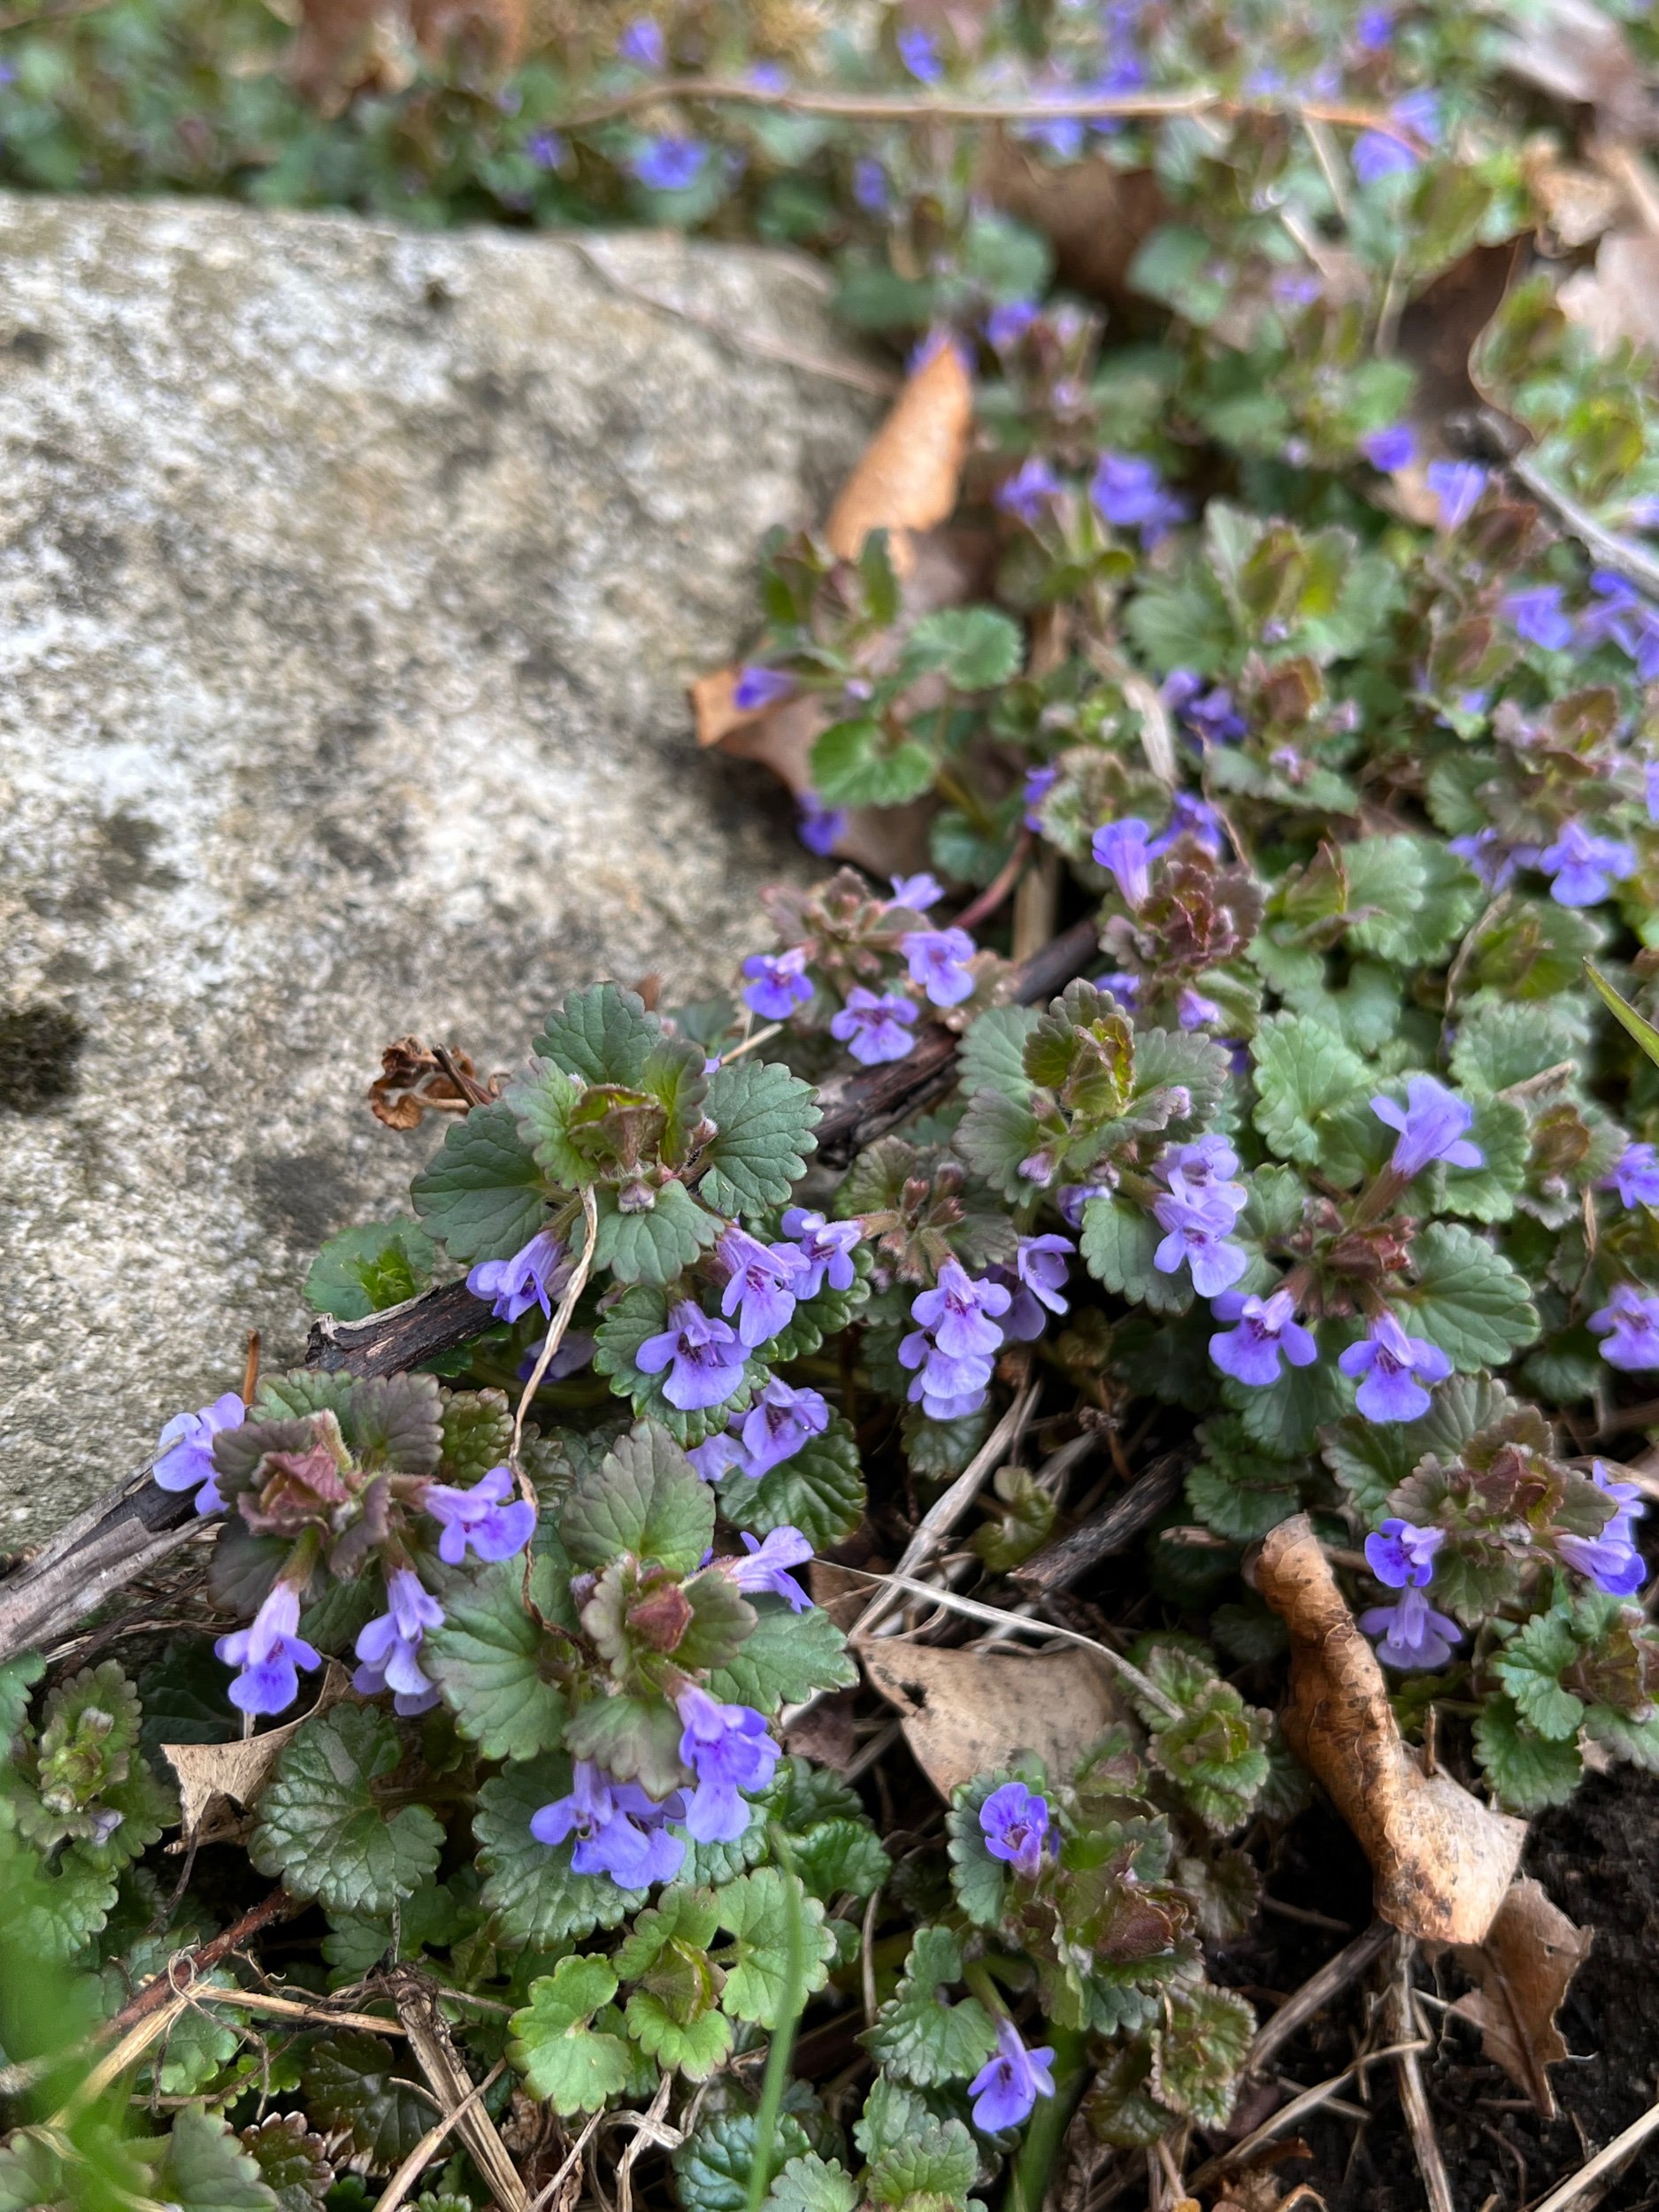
[{"xmin": 0, "ymin": 196, "xmax": 876, "ymax": 1541}]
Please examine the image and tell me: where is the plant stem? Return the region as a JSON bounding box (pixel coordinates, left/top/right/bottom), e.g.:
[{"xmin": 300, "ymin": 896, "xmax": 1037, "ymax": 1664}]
[
  {"xmin": 1008, "ymin": 2024, "xmax": 1087, "ymax": 2212},
  {"xmin": 745, "ymin": 1832, "xmax": 810, "ymax": 2212}
]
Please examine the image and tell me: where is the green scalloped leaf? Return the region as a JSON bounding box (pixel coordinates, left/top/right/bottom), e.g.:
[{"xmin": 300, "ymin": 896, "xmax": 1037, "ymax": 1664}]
[
  {"xmin": 411, "ymin": 1102, "xmax": 549, "ymax": 1263},
  {"xmin": 717, "ymin": 1417, "xmax": 865, "ymax": 1550},
  {"xmin": 250, "ymin": 1706, "xmax": 442, "ymax": 1916},
  {"xmin": 699, "ymin": 1059, "xmax": 821, "ymax": 1217},
  {"xmin": 509, "ymin": 1955, "xmax": 629, "ymax": 2115}
]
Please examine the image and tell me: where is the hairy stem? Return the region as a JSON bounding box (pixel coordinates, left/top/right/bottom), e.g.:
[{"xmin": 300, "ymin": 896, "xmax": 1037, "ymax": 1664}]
[{"xmin": 745, "ymin": 1832, "xmax": 810, "ymax": 2212}]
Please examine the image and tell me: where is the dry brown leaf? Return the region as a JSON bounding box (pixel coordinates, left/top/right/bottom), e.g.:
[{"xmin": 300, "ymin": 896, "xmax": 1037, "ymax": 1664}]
[
  {"xmin": 1255, "ymin": 1518, "xmax": 1525, "ymax": 1944},
  {"xmin": 289, "ymin": 0, "xmax": 523, "ymax": 108},
  {"xmin": 1560, "ymin": 230, "xmax": 1659, "ymax": 354},
  {"xmin": 1494, "ymin": 0, "xmax": 1653, "ymax": 141},
  {"xmin": 163, "ymin": 1661, "xmax": 351, "ymax": 1838},
  {"xmin": 980, "ymin": 139, "xmax": 1167, "ymax": 309},
  {"xmin": 1523, "ymin": 141, "xmax": 1625, "ymax": 250},
  {"xmin": 1449, "ymin": 1877, "xmax": 1593, "ymax": 2117},
  {"xmin": 858, "ymin": 1638, "xmax": 1125, "ymax": 1799},
  {"xmin": 690, "ymin": 684, "xmax": 934, "ymax": 878},
  {"xmin": 825, "ymin": 337, "xmax": 974, "ymax": 575}
]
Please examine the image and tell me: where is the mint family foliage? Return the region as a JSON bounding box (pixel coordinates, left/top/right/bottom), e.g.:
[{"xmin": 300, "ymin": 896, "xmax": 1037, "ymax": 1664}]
[{"xmin": 16, "ymin": 2, "xmax": 1659, "ymax": 2205}]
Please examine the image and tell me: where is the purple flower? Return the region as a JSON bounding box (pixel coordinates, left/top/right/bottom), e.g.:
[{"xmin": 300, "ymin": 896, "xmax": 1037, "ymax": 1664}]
[
  {"xmin": 996, "ymin": 457, "xmax": 1064, "ymax": 524},
  {"xmin": 1177, "ymin": 986, "xmax": 1223, "ymax": 1030},
  {"xmin": 899, "ymin": 1334, "xmax": 996, "ymax": 1419},
  {"xmin": 354, "ymin": 1566, "xmax": 443, "ymax": 1717},
  {"xmin": 1057, "ymin": 1180, "xmax": 1113, "ymax": 1230},
  {"xmin": 1426, "ymin": 459, "xmax": 1487, "ymax": 532},
  {"xmin": 741, "ymin": 946, "xmax": 813, "ymax": 1019},
  {"xmin": 830, "ymin": 987, "xmax": 918, "ymax": 1066},
  {"xmin": 1209, "ymin": 1289, "xmax": 1317, "ymax": 1387},
  {"xmin": 911, "ymin": 1257, "xmax": 1013, "ymax": 1358},
  {"xmin": 1448, "ymin": 826, "xmax": 1524, "ymax": 890},
  {"xmin": 748, "ymin": 60, "xmax": 788, "ymax": 93},
  {"xmin": 467, "ymin": 1229, "xmax": 566, "ymax": 1324},
  {"xmin": 738, "ymin": 1377, "xmax": 830, "ymax": 1476},
  {"xmin": 1352, "ymin": 132, "xmax": 1417, "ymax": 185},
  {"xmin": 718, "ymin": 1227, "xmax": 808, "ymax": 1348},
  {"xmin": 732, "ymin": 1527, "xmax": 814, "ymax": 1612},
  {"xmin": 902, "ymin": 926, "xmax": 977, "ymax": 1009},
  {"xmin": 969, "ymin": 2017, "xmax": 1056, "ymax": 2132},
  {"xmin": 1538, "ymin": 822, "xmax": 1637, "ymax": 907},
  {"xmin": 1163, "ymin": 670, "xmax": 1248, "ymax": 747},
  {"xmin": 1394, "ymin": 89, "xmax": 1442, "ymax": 144},
  {"xmin": 1558, "ymin": 1463, "xmax": 1647, "ymax": 1596},
  {"xmin": 1364, "ymin": 1517, "xmax": 1445, "ymax": 1589},
  {"xmin": 531, "ymin": 1760, "xmax": 686, "ymax": 1887},
  {"xmin": 986, "ymin": 300, "xmax": 1039, "ymax": 351},
  {"xmin": 630, "ymin": 135, "xmax": 708, "ymax": 192},
  {"xmin": 1159, "ymin": 1133, "xmax": 1241, "ymax": 1194},
  {"xmin": 899, "ymin": 1260, "xmax": 1011, "ymax": 1420},
  {"xmin": 687, "ymin": 1433, "xmax": 748, "ymax": 1481},
  {"xmin": 216, "ymin": 1584, "xmax": 322, "ymax": 1717},
  {"xmin": 1503, "ymin": 585, "xmax": 1573, "ymax": 651},
  {"xmin": 1153, "ymin": 1179, "xmax": 1248, "ymax": 1299},
  {"xmin": 780, "ymin": 1206, "xmax": 862, "ymax": 1297},
  {"xmin": 1023, "ymin": 763, "xmax": 1059, "ymax": 829},
  {"xmin": 852, "ymin": 157, "xmax": 890, "ymax": 213},
  {"xmin": 1371, "ymin": 1076, "xmax": 1483, "ymax": 1179},
  {"xmin": 1362, "ymin": 423, "xmax": 1417, "ymax": 472},
  {"xmin": 153, "ymin": 1390, "xmax": 245, "ymax": 1515},
  {"xmin": 635, "ymin": 1300, "xmax": 749, "ymax": 1409},
  {"xmin": 897, "ymin": 24, "xmax": 944, "ymax": 81},
  {"xmin": 675, "ymin": 1684, "xmax": 781, "ymax": 1841},
  {"xmin": 1096, "ymin": 971, "xmax": 1140, "ymax": 1008},
  {"xmin": 617, "ymin": 16, "xmax": 664, "ymax": 66},
  {"xmin": 1092, "ymin": 817, "xmax": 1152, "ymax": 905},
  {"xmin": 1148, "ymin": 792, "xmax": 1226, "ymax": 859},
  {"xmin": 979, "ymin": 1780, "xmax": 1050, "ymax": 1876},
  {"xmin": 1647, "ymin": 761, "xmax": 1659, "ymax": 824},
  {"xmin": 1357, "ymin": 7, "xmax": 1393, "ymax": 47},
  {"xmin": 1589, "ymin": 1283, "xmax": 1659, "ymax": 1371},
  {"xmin": 1090, "ymin": 451, "xmax": 1184, "ymax": 542},
  {"xmin": 1359, "ymin": 1586, "xmax": 1462, "ymax": 1671},
  {"xmin": 1016, "ymin": 1233, "xmax": 1074, "ymax": 1318},
  {"xmin": 733, "ymin": 664, "xmax": 796, "ymax": 711},
  {"xmin": 424, "ymin": 1463, "xmax": 536, "ymax": 1566},
  {"xmin": 890, "ymin": 871, "xmax": 945, "ymax": 910},
  {"xmin": 526, "ymin": 129, "xmax": 564, "ymax": 171},
  {"xmin": 1604, "ymin": 1142, "xmax": 1659, "ymax": 1210},
  {"xmin": 518, "ymin": 1330, "xmax": 594, "ymax": 1385},
  {"xmin": 1339, "ymin": 1313, "xmax": 1454, "ymax": 1423},
  {"xmin": 1580, "ymin": 571, "xmax": 1659, "ymax": 676}
]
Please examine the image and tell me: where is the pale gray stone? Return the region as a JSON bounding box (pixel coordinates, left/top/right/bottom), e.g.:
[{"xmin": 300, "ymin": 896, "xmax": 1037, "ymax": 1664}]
[{"xmin": 0, "ymin": 194, "xmax": 878, "ymax": 1542}]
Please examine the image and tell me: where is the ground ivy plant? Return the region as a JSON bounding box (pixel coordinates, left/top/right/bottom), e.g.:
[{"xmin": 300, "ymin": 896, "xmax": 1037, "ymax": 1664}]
[{"xmin": 9, "ymin": 0, "xmax": 1659, "ymax": 2204}]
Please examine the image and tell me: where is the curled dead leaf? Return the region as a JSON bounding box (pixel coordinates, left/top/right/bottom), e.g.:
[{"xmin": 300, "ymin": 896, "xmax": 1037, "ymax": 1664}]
[
  {"xmin": 690, "ymin": 675, "xmax": 934, "ymax": 879},
  {"xmin": 1494, "ymin": 0, "xmax": 1654, "ymax": 142},
  {"xmin": 1449, "ymin": 1876, "xmax": 1592, "ymax": 2117},
  {"xmin": 979, "ymin": 137, "xmax": 1167, "ymax": 309},
  {"xmin": 1254, "ymin": 1518, "xmax": 1525, "ymax": 1944},
  {"xmin": 825, "ymin": 335, "xmax": 974, "ymax": 575},
  {"xmin": 369, "ymin": 1036, "xmax": 489, "ymax": 1129},
  {"xmin": 1560, "ymin": 230, "xmax": 1659, "ymax": 355},
  {"xmin": 859, "ymin": 1638, "xmax": 1125, "ymax": 1799},
  {"xmin": 163, "ymin": 1660, "xmax": 351, "ymax": 1839}
]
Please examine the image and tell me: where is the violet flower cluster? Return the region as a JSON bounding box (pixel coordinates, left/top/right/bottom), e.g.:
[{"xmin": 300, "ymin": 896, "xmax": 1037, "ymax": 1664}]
[
  {"xmin": 901, "ymin": 1239, "xmax": 1074, "ymax": 1420},
  {"xmin": 1152, "ymin": 1136, "xmax": 1248, "ymax": 1300}
]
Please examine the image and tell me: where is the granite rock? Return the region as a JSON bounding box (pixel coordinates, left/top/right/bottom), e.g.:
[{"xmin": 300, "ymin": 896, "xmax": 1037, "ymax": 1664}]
[{"xmin": 0, "ymin": 194, "xmax": 877, "ymax": 1541}]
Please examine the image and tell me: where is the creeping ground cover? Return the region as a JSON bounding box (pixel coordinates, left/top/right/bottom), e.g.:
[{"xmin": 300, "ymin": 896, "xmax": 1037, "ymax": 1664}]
[{"xmin": 13, "ymin": 1, "xmax": 1659, "ymax": 2206}]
